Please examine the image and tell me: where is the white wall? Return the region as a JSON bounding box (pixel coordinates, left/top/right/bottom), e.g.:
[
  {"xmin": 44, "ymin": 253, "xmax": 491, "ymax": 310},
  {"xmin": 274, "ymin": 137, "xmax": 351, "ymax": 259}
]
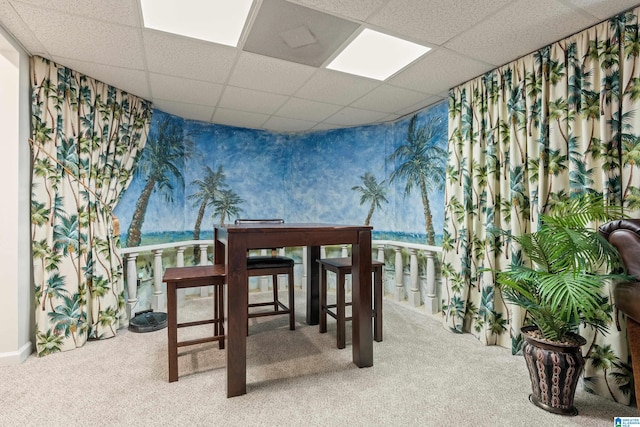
[{"xmin": 0, "ymin": 27, "xmax": 33, "ymax": 364}]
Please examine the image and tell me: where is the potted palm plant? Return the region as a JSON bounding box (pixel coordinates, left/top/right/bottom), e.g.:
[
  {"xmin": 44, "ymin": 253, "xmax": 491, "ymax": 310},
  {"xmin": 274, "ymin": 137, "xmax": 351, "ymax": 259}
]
[{"xmin": 495, "ymin": 194, "xmax": 628, "ymax": 416}]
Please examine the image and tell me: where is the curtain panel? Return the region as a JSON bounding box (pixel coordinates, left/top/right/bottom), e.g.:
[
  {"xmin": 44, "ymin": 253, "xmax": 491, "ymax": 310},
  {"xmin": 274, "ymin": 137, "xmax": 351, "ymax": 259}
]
[
  {"xmin": 30, "ymin": 56, "xmax": 152, "ymax": 355},
  {"xmin": 443, "ymin": 9, "xmax": 640, "ymax": 404}
]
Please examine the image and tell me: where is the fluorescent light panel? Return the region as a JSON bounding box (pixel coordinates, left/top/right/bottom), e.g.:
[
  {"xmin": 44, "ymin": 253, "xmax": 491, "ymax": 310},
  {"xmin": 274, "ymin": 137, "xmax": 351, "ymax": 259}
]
[
  {"xmin": 140, "ymin": 0, "xmax": 253, "ymax": 47},
  {"xmin": 327, "ymin": 28, "xmax": 430, "ymax": 81}
]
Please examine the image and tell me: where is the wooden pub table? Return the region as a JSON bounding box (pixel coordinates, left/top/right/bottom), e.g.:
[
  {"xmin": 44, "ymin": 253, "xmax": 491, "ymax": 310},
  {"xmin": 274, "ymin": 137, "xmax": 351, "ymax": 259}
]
[{"xmin": 214, "ymin": 223, "xmax": 374, "ymax": 397}]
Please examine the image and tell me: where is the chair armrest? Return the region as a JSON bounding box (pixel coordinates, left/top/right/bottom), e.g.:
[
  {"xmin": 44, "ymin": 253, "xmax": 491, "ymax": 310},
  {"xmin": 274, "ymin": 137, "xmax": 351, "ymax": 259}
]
[{"xmin": 615, "ymin": 281, "xmax": 640, "ymax": 324}]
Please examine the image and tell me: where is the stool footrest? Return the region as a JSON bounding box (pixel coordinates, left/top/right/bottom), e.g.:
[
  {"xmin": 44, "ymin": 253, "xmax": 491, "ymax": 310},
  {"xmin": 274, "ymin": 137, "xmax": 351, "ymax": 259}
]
[
  {"xmin": 177, "ymin": 335, "xmax": 225, "ymax": 348},
  {"xmin": 248, "ymin": 309, "xmax": 291, "ymax": 319},
  {"xmin": 177, "ymin": 318, "xmax": 222, "ymax": 329}
]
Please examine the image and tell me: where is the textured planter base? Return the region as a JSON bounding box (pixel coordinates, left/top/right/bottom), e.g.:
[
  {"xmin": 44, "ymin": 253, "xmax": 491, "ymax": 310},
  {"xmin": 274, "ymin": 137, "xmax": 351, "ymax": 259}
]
[
  {"xmin": 521, "ymin": 326, "xmax": 586, "ymax": 416},
  {"xmin": 529, "ymin": 392, "xmax": 578, "ymax": 416}
]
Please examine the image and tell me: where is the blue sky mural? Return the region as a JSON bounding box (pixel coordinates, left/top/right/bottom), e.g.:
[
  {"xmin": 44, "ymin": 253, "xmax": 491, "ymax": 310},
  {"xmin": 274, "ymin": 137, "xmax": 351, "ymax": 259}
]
[{"xmin": 114, "ymin": 101, "xmax": 447, "ymax": 246}]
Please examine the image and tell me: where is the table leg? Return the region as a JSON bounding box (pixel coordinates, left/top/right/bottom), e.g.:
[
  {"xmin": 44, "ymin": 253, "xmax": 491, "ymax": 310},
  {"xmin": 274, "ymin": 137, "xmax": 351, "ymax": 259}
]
[
  {"xmin": 306, "ymin": 245, "xmax": 321, "ymax": 325},
  {"xmin": 352, "ymin": 229, "xmax": 373, "ymax": 367},
  {"xmin": 226, "ymin": 237, "xmax": 248, "ymax": 397}
]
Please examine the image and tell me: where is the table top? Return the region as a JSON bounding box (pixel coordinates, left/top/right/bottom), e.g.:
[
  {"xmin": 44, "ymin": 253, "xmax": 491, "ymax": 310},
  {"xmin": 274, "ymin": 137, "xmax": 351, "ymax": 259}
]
[
  {"xmin": 215, "ymin": 223, "xmax": 372, "ymax": 249},
  {"xmin": 216, "ymin": 223, "xmax": 372, "ymax": 232}
]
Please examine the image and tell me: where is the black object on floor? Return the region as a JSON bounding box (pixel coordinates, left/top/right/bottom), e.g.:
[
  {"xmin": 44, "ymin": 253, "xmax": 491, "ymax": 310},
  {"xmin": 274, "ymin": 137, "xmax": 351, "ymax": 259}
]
[{"xmin": 129, "ymin": 309, "xmax": 167, "ymax": 333}]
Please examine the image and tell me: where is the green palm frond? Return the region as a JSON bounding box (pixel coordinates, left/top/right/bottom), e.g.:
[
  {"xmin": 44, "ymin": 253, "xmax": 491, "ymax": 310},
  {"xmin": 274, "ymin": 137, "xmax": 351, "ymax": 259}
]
[{"xmin": 495, "ymin": 194, "xmax": 630, "ymax": 342}]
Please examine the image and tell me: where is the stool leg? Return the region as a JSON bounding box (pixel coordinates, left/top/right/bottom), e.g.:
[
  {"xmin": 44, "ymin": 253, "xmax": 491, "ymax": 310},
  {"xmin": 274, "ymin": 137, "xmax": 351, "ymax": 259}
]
[
  {"xmin": 167, "ymin": 282, "xmax": 178, "ymax": 382},
  {"xmin": 320, "ymin": 265, "xmax": 327, "ymax": 334},
  {"xmin": 288, "ymin": 269, "xmax": 295, "ymax": 330},
  {"xmin": 272, "ymin": 274, "xmax": 279, "ymax": 312},
  {"xmin": 217, "ymin": 283, "xmax": 225, "ymax": 349},
  {"xmin": 337, "ymin": 270, "xmax": 346, "ymax": 349},
  {"xmin": 374, "ymin": 266, "xmax": 383, "ymax": 342},
  {"xmin": 247, "ymin": 280, "xmax": 250, "ymax": 337}
]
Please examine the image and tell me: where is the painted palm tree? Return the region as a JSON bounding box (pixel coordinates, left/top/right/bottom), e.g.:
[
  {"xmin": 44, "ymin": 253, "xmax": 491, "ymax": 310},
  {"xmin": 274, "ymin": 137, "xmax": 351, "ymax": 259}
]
[
  {"xmin": 589, "ymin": 344, "xmax": 621, "ymax": 403},
  {"xmin": 49, "ymin": 294, "xmax": 85, "ymax": 347},
  {"xmin": 543, "ymin": 148, "xmax": 568, "ymax": 206},
  {"xmin": 53, "ymin": 214, "xmax": 82, "ymax": 278},
  {"xmin": 97, "ymin": 306, "xmax": 119, "ymax": 337},
  {"xmin": 622, "ymin": 135, "xmax": 640, "ymax": 199},
  {"xmin": 42, "ymin": 272, "xmax": 69, "ymax": 312},
  {"xmin": 212, "ymin": 189, "xmax": 244, "ymax": 226},
  {"xmin": 388, "ymin": 114, "xmax": 447, "ymax": 245},
  {"xmin": 611, "ymin": 359, "xmax": 634, "ymax": 400},
  {"xmin": 351, "ymin": 172, "xmax": 388, "ymax": 226},
  {"xmin": 126, "ymin": 115, "xmax": 190, "ymax": 247},
  {"xmin": 36, "ymin": 329, "xmax": 65, "ymax": 356},
  {"xmin": 188, "ymin": 165, "xmax": 227, "ymax": 240}
]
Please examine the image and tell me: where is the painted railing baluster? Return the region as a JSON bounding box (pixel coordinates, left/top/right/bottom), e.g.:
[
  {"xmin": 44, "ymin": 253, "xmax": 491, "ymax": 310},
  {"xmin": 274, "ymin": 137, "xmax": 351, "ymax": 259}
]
[
  {"xmin": 152, "ymin": 249, "xmax": 164, "ymax": 311},
  {"xmin": 125, "ymin": 252, "xmax": 139, "ymax": 322},
  {"xmin": 121, "ymin": 239, "xmax": 442, "ymax": 316}
]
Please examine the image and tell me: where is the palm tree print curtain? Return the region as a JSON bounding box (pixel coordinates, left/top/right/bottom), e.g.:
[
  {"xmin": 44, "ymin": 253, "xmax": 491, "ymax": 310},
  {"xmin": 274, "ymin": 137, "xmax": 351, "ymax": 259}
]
[
  {"xmin": 443, "ymin": 9, "xmax": 640, "ymax": 404},
  {"xmin": 31, "ymin": 56, "xmax": 152, "ymax": 355}
]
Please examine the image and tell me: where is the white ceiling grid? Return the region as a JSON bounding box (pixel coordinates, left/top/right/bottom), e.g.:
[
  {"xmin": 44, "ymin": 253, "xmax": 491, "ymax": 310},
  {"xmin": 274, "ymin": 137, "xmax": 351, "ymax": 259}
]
[{"xmin": 0, "ymin": 0, "xmax": 639, "ymax": 132}]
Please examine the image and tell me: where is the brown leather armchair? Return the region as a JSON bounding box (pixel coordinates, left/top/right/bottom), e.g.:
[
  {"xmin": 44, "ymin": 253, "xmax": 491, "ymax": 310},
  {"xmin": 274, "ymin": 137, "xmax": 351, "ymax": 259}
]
[{"xmin": 599, "ymin": 219, "xmax": 640, "ymax": 408}]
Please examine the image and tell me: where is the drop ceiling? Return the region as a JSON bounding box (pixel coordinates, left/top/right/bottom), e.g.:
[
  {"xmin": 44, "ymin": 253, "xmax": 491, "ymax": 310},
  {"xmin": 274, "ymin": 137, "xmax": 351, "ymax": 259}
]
[{"xmin": 1, "ymin": 0, "xmax": 639, "ymax": 133}]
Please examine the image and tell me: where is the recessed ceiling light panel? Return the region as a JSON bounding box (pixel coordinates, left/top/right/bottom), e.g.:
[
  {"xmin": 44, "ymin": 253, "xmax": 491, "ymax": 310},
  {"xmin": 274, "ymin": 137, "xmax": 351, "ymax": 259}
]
[
  {"xmin": 140, "ymin": 0, "xmax": 253, "ymax": 47},
  {"xmin": 327, "ymin": 28, "xmax": 430, "ymax": 81}
]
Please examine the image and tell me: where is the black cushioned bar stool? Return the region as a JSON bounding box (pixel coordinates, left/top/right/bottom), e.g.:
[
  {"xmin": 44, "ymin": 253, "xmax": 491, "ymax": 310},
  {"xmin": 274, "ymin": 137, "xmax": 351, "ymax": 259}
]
[
  {"xmin": 317, "ymin": 257, "xmax": 384, "ymax": 349},
  {"xmin": 235, "ymin": 219, "xmax": 296, "ymax": 331}
]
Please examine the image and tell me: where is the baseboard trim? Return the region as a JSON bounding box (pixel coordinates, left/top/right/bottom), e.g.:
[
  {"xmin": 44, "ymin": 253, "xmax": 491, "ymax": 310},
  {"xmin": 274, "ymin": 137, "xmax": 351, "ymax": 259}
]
[{"xmin": 0, "ymin": 341, "xmax": 33, "ymax": 366}]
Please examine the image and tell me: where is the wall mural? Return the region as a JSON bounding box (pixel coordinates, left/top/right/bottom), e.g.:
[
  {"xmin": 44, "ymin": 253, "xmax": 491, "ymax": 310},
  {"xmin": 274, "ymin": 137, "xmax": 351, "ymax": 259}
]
[{"xmin": 114, "ymin": 101, "xmax": 447, "ymax": 249}]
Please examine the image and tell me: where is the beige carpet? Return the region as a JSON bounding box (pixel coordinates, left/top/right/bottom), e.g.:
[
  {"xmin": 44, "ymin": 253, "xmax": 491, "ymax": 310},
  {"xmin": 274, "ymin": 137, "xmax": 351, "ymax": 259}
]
[{"xmin": 0, "ymin": 292, "xmax": 637, "ymax": 427}]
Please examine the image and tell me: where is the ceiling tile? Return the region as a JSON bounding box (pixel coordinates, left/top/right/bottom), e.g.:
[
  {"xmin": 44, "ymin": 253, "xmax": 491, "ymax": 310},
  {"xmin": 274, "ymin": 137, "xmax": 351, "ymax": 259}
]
[
  {"xmin": 0, "ymin": 0, "xmax": 48, "ymax": 54},
  {"xmin": 351, "ymin": 84, "xmax": 431, "ymax": 113},
  {"xmin": 219, "ymin": 86, "xmax": 288, "ymax": 115},
  {"xmin": 288, "ymin": 0, "xmax": 387, "ymax": 21},
  {"xmin": 444, "ymin": 0, "xmax": 597, "ymax": 66},
  {"xmin": 377, "ymin": 113, "xmax": 401, "ymax": 123},
  {"xmin": 368, "ymin": 0, "xmax": 513, "ymax": 45},
  {"xmin": 228, "ymin": 52, "xmax": 316, "ymax": 95},
  {"xmin": 153, "ymin": 100, "xmax": 214, "ymax": 122},
  {"xmin": 12, "ymin": 1, "xmax": 145, "ymax": 69},
  {"xmin": 143, "ymin": 30, "xmax": 238, "ymax": 83},
  {"xmin": 51, "ymin": 56, "xmax": 151, "ymax": 99},
  {"xmin": 212, "ymin": 108, "xmax": 269, "ymax": 129},
  {"xmin": 243, "ymin": 0, "xmax": 359, "ymax": 67},
  {"xmin": 295, "ymin": 69, "xmax": 379, "ymax": 105},
  {"xmin": 567, "ymin": 0, "xmax": 640, "ymax": 19},
  {"xmin": 311, "ymin": 122, "xmax": 344, "ymax": 131},
  {"xmin": 149, "ymin": 73, "xmax": 223, "ymax": 107},
  {"xmin": 324, "ymin": 107, "xmax": 389, "ymax": 126},
  {"xmin": 275, "ymin": 97, "xmax": 342, "ymax": 121},
  {"xmin": 395, "ymin": 95, "xmax": 446, "ymax": 116},
  {"xmin": 389, "ymin": 48, "xmax": 493, "ymax": 93},
  {"xmin": 13, "ymin": 0, "xmax": 141, "ymax": 26},
  {"xmin": 262, "ymin": 116, "xmax": 317, "ymax": 132},
  {"xmin": 2, "ymin": 0, "xmax": 636, "ymax": 132}
]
